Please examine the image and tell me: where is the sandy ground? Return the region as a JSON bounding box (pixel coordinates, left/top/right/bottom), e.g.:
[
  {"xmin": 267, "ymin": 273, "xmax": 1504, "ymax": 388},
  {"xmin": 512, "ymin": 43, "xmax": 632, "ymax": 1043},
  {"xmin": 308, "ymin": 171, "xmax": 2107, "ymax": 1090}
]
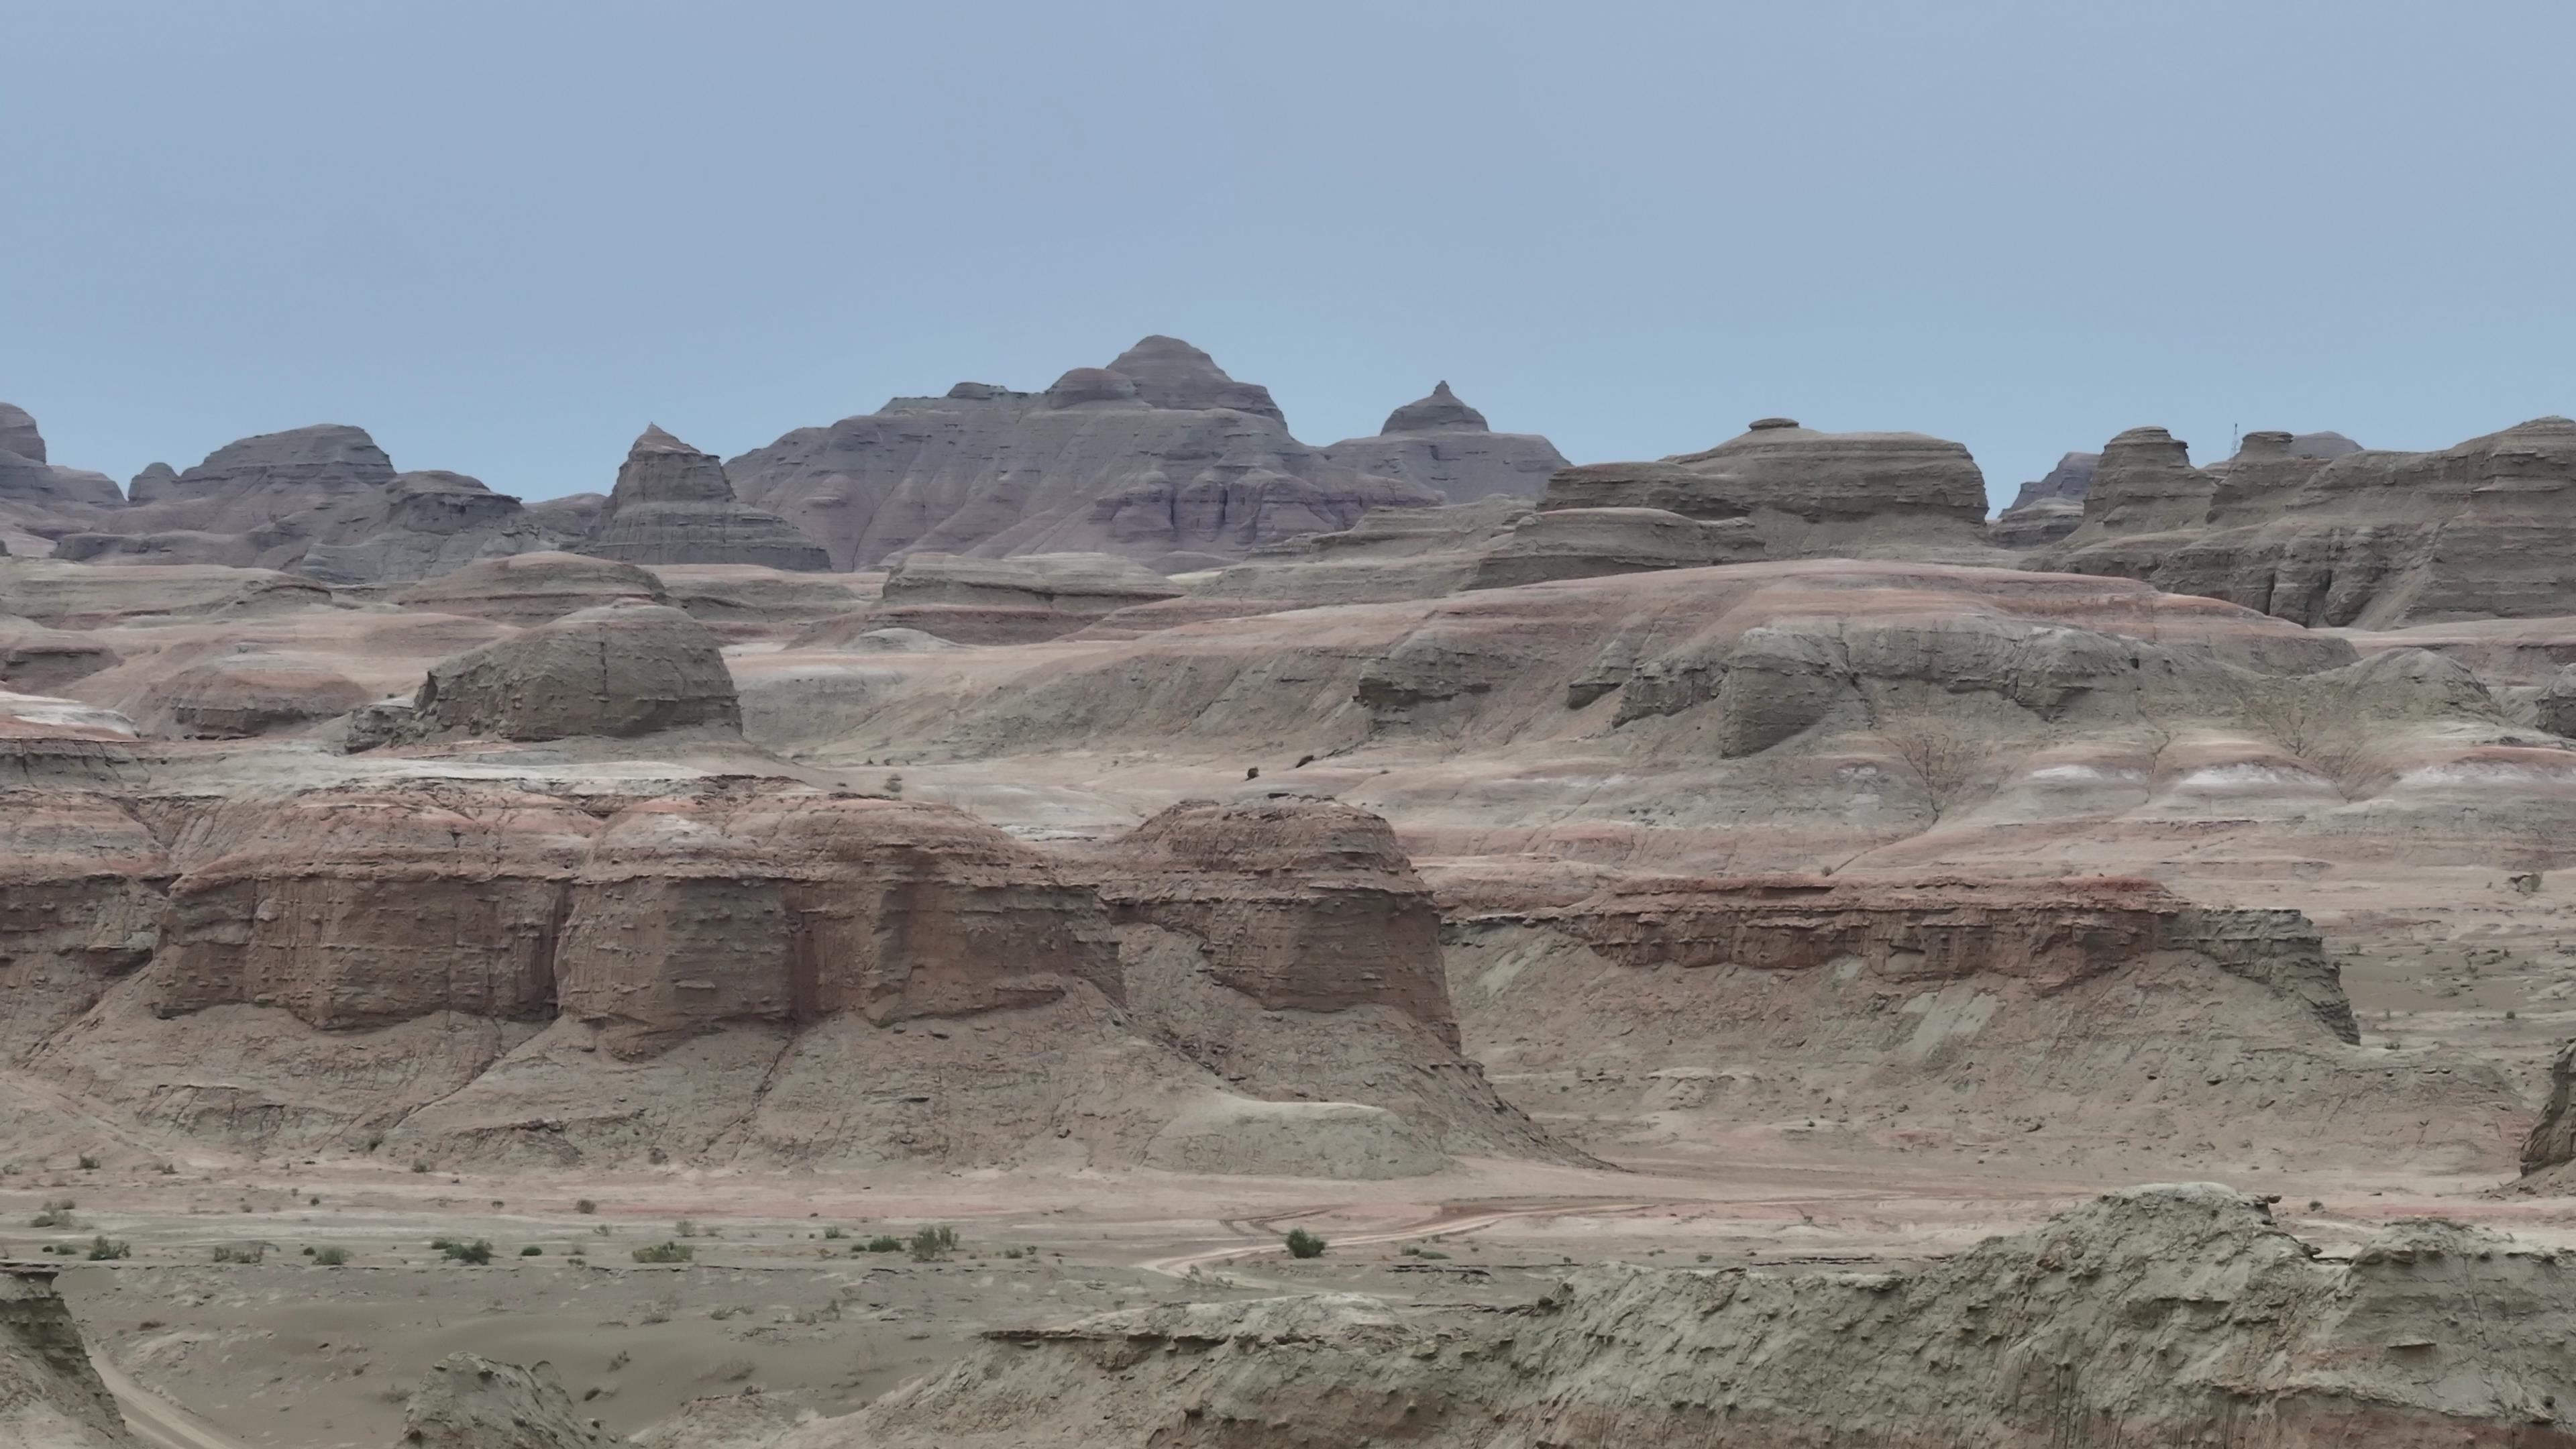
[{"xmin": 11, "ymin": 1143, "xmax": 2575, "ymax": 1448}]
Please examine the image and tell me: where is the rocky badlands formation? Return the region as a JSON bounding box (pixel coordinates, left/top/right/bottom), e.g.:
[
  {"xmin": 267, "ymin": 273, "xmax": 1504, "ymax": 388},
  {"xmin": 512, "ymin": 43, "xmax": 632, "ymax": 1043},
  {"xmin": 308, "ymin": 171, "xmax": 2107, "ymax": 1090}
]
[
  {"xmin": 720, "ymin": 338, "xmax": 1460, "ymax": 570},
  {"xmin": 8, "ymin": 388, "xmax": 2576, "ymax": 1449},
  {"xmin": 830, "ymin": 1187, "xmax": 2574, "ymax": 1449},
  {"xmin": 1545, "ymin": 417, "xmax": 1998, "ymax": 561},
  {"xmin": 1318, "ymin": 380, "xmax": 1568, "ymax": 502},
  {"xmin": 0, "ymin": 1269, "xmax": 137, "ymax": 1448},
  {"xmin": 1986, "ymin": 449, "xmax": 2097, "ymax": 547},
  {"xmin": 2040, "ymin": 417, "xmax": 2576, "ymax": 625},
  {"xmin": 20, "ymin": 417, "xmax": 602, "ymax": 582},
  {"xmin": 578, "ymin": 427, "xmax": 832, "ymax": 572}
]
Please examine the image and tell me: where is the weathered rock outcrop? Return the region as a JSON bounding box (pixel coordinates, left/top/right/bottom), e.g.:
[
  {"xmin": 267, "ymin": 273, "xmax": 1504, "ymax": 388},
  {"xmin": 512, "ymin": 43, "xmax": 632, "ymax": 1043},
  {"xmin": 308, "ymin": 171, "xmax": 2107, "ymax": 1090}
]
[
  {"xmin": 2041, "ymin": 417, "xmax": 2576, "ymax": 626},
  {"xmin": 0, "ymin": 1267, "xmax": 142, "ymax": 1448},
  {"xmin": 1320, "ymin": 380, "xmax": 1569, "ymax": 502},
  {"xmin": 811, "ymin": 551, "xmax": 1182, "ymax": 644},
  {"xmin": 2524, "ymin": 1038, "xmax": 2576, "ymax": 1179},
  {"xmin": 826, "ymin": 1187, "xmax": 2576, "ymax": 1449},
  {"xmin": 722, "ymin": 337, "xmax": 1442, "ymax": 570},
  {"xmin": 0, "ymin": 402, "xmax": 126, "ymax": 557},
  {"xmin": 124, "ymin": 648, "xmax": 373, "ymax": 739},
  {"xmin": 0, "ymin": 790, "xmax": 164, "ymax": 1055},
  {"xmin": 556, "ymin": 794, "xmax": 1122, "ymax": 1057},
  {"xmin": 41, "ymin": 424, "xmax": 587, "ymax": 582},
  {"xmin": 0, "ymin": 557, "xmax": 335, "ymax": 628},
  {"xmin": 1542, "ymin": 417, "xmax": 1993, "ymax": 559},
  {"xmin": 1087, "ymin": 798, "xmax": 1456, "ymax": 1042},
  {"xmin": 394, "ymin": 551, "xmax": 669, "ymax": 625},
  {"xmin": 400, "ymin": 602, "xmax": 741, "ymax": 743},
  {"xmin": 0, "ymin": 620, "xmax": 119, "ymax": 694},
  {"xmin": 577, "ymin": 426, "xmax": 831, "ymax": 571},
  {"xmin": 399, "ymin": 1354, "xmax": 622, "ymax": 1449},
  {"xmin": 151, "ymin": 787, "xmax": 598, "ymax": 1028},
  {"xmin": 1987, "ymin": 449, "xmax": 2096, "ymax": 547}
]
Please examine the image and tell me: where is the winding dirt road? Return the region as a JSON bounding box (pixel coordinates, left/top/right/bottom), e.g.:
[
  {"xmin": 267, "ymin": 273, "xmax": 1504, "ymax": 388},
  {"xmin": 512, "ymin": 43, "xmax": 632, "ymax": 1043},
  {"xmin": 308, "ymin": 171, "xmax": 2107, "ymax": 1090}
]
[{"xmin": 91, "ymin": 1356, "xmax": 252, "ymax": 1449}]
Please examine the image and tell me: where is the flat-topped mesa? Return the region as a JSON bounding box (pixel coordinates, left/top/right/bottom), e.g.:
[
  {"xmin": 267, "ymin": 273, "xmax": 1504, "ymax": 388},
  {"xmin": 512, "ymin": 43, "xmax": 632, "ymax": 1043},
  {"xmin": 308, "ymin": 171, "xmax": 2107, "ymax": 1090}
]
[
  {"xmin": 1085, "ymin": 797, "xmax": 1459, "ymax": 1044},
  {"xmin": 1540, "ymin": 417, "xmax": 1991, "ymax": 557},
  {"xmin": 399, "ymin": 600, "xmax": 741, "ymax": 743},
  {"xmin": 150, "ymin": 788, "xmax": 600, "ymax": 1028},
  {"xmin": 722, "ymin": 335, "xmax": 1440, "ymax": 570},
  {"xmin": 2041, "ymin": 417, "xmax": 2576, "ymax": 627},
  {"xmin": 555, "ymin": 794, "xmax": 1122, "ymax": 1057},
  {"xmin": 1323, "ymin": 380, "xmax": 1570, "ymax": 503},
  {"xmin": 578, "ymin": 425, "xmax": 832, "ymax": 570}
]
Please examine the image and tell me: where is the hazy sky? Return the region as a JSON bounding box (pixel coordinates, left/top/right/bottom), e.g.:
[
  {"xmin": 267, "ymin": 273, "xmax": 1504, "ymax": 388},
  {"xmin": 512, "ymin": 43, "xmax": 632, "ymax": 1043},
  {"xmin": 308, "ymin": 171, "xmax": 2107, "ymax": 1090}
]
[{"xmin": 7, "ymin": 1, "xmax": 2572, "ymax": 511}]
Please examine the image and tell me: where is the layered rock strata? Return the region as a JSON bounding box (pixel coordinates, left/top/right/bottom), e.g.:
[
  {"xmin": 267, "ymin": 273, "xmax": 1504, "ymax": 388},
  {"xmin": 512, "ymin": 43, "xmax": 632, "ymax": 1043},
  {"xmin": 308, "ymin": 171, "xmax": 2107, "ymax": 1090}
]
[
  {"xmin": 576, "ymin": 426, "xmax": 831, "ymax": 571},
  {"xmin": 806, "ymin": 551, "xmax": 1183, "ymax": 645},
  {"xmin": 0, "ymin": 1267, "xmax": 140, "ymax": 1448},
  {"xmin": 1542, "ymin": 417, "xmax": 1993, "ymax": 558},
  {"xmin": 824, "ymin": 1187, "xmax": 2576, "ymax": 1449},
  {"xmin": 390, "ymin": 602, "xmax": 742, "ymax": 743},
  {"xmin": 1320, "ymin": 380, "xmax": 1568, "ymax": 502},
  {"xmin": 722, "ymin": 337, "xmax": 1442, "ymax": 570},
  {"xmin": 1987, "ymin": 449, "xmax": 2096, "ymax": 547},
  {"xmin": 2040, "ymin": 417, "xmax": 2576, "ymax": 626}
]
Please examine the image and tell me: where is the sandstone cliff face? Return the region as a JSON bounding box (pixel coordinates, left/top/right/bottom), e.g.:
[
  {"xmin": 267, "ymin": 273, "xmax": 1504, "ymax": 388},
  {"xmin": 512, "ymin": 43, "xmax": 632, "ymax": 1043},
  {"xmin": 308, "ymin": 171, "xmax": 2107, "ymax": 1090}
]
[
  {"xmin": 0, "ymin": 1267, "xmax": 142, "ymax": 1449},
  {"xmin": 151, "ymin": 788, "xmax": 598, "ymax": 1028},
  {"xmin": 402, "ymin": 602, "xmax": 741, "ymax": 743},
  {"xmin": 2041, "ymin": 417, "xmax": 2576, "ymax": 626},
  {"xmin": 555, "ymin": 794, "xmax": 1122, "ymax": 1057},
  {"xmin": 1087, "ymin": 798, "xmax": 1456, "ymax": 1042},
  {"xmin": 0, "ymin": 790, "xmax": 164, "ymax": 1055},
  {"xmin": 576, "ymin": 426, "xmax": 832, "ymax": 572},
  {"xmin": 1542, "ymin": 417, "xmax": 1993, "ymax": 559},
  {"xmin": 1320, "ymin": 380, "xmax": 1569, "ymax": 503},
  {"xmin": 722, "ymin": 337, "xmax": 1442, "ymax": 570},
  {"xmin": 824, "ymin": 1187, "xmax": 2576, "ymax": 1449},
  {"xmin": 0, "ymin": 402, "xmax": 127, "ymax": 557}
]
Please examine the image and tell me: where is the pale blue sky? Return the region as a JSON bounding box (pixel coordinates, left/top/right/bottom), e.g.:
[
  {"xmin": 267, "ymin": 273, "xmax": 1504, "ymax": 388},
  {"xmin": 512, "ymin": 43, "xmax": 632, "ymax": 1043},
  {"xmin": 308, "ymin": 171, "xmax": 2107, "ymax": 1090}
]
[{"xmin": 6, "ymin": 1, "xmax": 2571, "ymax": 510}]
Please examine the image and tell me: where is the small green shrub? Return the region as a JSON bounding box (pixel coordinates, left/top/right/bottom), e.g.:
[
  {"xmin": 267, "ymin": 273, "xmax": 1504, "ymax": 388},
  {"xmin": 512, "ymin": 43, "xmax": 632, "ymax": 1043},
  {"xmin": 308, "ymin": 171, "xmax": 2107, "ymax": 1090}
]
[
  {"xmin": 439, "ymin": 1238, "xmax": 494, "ymax": 1265},
  {"xmin": 520, "ymin": 1245, "xmax": 544, "ymax": 1256},
  {"xmin": 30, "ymin": 1199, "xmax": 76, "ymax": 1229},
  {"xmin": 1284, "ymin": 1228, "xmax": 1327, "ymax": 1259},
  {"xmin": 675, "ymin": 1218, "xmax": 698, "ymax": 1238},
  {"xmin": 908, "ymin": 1225, "xmax": 958, "ymax": 1262},
  {"xmin": 858, "ymin": 1235, "xmax": 903, "ymax": 1254},
  {"xmin": 411, "ymin": 1161, "xmax": 431, "ymax": 1174},
  {"xmin": 822, "ymin": 1226, "xmax": 843, "ymax": 1240},
  {"xmin": 631, "ymin": 1240, "xmax": 695, "ymax": 1264},
  {"xmin": 76, "ymin": 1154, "xmax": 101, "ymax": 1171},
  {"xmin": 210, "ymin": 1244, "xmax": 265, "ymax": 1265},
  {"xmin": 311, "ymin": 1246, "xmax": 350, "ymax": 1266},
  {"xmin": 87, "ymin": 1236, "xmax": 131, "ymax": 1260},
  {"xmin": 576, "ymin": 1199, "xmax": 598, "ymax": 1214}
]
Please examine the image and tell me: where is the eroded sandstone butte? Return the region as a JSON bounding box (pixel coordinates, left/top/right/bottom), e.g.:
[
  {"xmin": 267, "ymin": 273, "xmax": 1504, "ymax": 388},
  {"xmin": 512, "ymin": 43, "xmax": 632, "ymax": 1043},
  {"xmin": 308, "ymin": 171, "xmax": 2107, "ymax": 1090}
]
[
  {"xmin": 1542, "ymin": 417, "xmax": 1995, "ymax": 560},
  {"xmin": 2040, "ymin": 415, "xmax": 2576, "ymax": 626},
  {"xmin": 576, "ymin": 425, "xmax": 832, "ymax": 572},
  {"xmin": 722, "ymin": 336, "xmax": 1444, "ymax": 570},
  {"xmin": 0, "ymin": 1267, "xmax": 140, "ymax": 1448},
  {"xmin": 1319, "ymin": 380, "xmax": 1568, "ymax": 503}
]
